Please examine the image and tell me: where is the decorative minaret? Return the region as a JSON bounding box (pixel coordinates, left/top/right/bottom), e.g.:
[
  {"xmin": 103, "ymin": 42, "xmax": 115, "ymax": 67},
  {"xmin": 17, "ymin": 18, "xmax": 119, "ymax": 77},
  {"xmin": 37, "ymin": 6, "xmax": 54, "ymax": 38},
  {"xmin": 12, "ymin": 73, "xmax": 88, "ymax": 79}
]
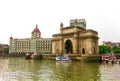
[
  {"xmin": 74, "ymin": 19, "xmax": 78, "ymax": 27},
  {"xmin": 60, "ymin": 22, "xmax": 63, "ymax": 29},
  {"xmin": 60, "ymin": 22, "xmax": 63, "ymax": 34},
  {"xmin": 9, "ymin": 35, "xmax": 13, "ymax": 53}
]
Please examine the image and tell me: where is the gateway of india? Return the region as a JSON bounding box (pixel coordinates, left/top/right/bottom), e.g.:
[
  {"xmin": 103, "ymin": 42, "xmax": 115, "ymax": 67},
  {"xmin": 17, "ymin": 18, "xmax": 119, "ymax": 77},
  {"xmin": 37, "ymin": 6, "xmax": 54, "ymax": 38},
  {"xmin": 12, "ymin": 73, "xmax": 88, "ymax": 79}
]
[{"xmin": 9, "ymin": 19, "xmax": 99, "ymax": 55}]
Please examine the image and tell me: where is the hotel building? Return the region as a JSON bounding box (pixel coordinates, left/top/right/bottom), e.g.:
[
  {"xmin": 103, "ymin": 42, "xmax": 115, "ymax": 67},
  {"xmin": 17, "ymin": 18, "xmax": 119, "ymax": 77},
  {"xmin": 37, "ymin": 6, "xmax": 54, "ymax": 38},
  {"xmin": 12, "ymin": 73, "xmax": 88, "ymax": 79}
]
[{"xmin": 9, "ymin": 25, "xmax": 52, "ymax": 54}]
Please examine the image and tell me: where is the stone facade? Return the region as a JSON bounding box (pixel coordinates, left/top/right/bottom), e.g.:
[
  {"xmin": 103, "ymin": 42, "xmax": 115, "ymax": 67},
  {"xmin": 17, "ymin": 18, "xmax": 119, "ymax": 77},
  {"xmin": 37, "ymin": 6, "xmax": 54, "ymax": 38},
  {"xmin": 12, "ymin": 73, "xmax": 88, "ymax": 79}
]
[
  {"xmin": 52, "ymin": 19, "xmax": 99, "ymax": 55},
  {"xmin": 9, "ymin": 25, "xmax": 52, "ymax": 54}
]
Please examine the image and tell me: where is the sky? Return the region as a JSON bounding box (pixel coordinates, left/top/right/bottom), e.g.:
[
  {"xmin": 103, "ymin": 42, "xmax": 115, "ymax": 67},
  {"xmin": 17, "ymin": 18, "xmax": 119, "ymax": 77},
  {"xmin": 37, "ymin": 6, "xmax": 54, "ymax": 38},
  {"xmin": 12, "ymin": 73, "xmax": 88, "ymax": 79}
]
[{"xmin": 0, "ymin": 0, "xmax": 120, "ymax": 45}]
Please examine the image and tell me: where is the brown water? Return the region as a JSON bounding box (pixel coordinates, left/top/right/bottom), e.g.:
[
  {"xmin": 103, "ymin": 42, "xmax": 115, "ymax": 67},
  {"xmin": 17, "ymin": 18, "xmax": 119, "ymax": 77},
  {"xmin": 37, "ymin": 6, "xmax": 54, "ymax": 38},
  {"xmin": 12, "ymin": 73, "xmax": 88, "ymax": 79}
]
[{"xmin": 0, "ymin": 57, "xmax": 120, "ymax": 81}]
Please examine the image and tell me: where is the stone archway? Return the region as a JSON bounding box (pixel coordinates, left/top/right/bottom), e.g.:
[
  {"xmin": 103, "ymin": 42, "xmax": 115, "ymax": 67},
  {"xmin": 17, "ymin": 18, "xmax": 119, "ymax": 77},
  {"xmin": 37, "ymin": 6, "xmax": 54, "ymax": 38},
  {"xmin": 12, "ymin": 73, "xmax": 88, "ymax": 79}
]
[{"xmin": 65, "ymin": 39, "xmax": 73, "ymax": 54}]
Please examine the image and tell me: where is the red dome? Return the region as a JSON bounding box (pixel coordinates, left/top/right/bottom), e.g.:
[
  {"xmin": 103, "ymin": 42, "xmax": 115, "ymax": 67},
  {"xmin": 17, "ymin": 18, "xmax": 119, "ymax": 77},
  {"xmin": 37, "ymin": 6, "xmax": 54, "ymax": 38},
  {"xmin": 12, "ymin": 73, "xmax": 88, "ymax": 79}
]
[
  {"xmin": 32, "ymin": 24, "xmax": 40, "ymax": 33},
  {"xmin": 10, "ymin": 36, "xmax": 13, "ymax": 39}
]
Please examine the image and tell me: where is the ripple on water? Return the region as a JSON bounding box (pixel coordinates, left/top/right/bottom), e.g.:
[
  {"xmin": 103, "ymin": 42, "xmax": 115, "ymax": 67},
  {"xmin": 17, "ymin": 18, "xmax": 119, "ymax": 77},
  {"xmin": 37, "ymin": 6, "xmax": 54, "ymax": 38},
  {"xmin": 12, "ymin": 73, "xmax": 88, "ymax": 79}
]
[
  {"xmin": 1, "ymin": 58, "xmax": 120, "ymax": 81},
  {"xmin": 100, "ymin": 64, "xmax": 120, "ymax": 81}
]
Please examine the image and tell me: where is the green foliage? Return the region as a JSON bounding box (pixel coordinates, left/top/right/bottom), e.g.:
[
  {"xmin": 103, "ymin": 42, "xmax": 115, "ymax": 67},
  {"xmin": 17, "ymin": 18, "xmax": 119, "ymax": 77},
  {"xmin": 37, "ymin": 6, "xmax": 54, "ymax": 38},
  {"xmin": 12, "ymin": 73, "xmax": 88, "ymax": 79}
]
[
  {"xmin": 99, "ymin": 45, "xmax": 120, "ymax": 54},
  {"xmin": 112, "ymin": 46, "xmax": 120, "ymax": 53},
  {"xmin": 83, "ymin": 56, "xmax": 100, "ymax": 63},
  {"xmin": 99, "ymin": 45, "xmax": 111, "ymax": 54},
  {"xmin": 3, "ymin": 48, "xmax": 9, "ymax": 54}
]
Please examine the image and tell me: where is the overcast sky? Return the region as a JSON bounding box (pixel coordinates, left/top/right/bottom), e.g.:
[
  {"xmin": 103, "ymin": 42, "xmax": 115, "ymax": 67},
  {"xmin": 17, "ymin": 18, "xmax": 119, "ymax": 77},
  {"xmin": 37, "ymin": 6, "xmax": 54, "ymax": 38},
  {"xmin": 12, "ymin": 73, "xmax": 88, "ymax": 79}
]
[{"xmin": 0, "ymin": 0, "xmax": 120, "ymax": 45}]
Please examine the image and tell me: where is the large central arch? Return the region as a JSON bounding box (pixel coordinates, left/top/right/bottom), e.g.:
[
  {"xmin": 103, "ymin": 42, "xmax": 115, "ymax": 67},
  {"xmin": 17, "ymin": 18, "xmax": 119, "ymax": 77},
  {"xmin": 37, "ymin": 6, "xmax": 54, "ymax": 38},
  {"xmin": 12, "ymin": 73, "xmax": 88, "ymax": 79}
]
[{"xmin": 65, "ymin": 39, "xmax": 73, "ymax": 54}]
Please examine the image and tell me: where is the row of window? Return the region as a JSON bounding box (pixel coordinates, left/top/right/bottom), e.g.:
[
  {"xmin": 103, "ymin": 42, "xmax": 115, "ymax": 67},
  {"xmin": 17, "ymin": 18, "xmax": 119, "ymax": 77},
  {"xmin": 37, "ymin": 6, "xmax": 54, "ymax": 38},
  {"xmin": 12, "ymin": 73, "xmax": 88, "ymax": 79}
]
[
  {"xmin": 12, "ymin": 40, "xmax": 52, "ymax": 45},
  {"xmin": 15, "ymin": 43, "xmax": 52, "ymax": 46}
]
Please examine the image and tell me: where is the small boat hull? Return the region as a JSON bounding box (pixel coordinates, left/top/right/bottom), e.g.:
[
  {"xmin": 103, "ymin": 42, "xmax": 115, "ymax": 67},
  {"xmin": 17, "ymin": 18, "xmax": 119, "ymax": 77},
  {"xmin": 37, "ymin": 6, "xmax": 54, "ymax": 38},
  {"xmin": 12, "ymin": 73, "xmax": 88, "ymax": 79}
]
[
  {"xmin": 25, "ymin": 53, "xmax": 32, "ymax": 59},
  {"xmin": 31, "ymin": 52, "xmax": 42, "ymax": 60},
  {"xmin": 56, "ymin": 54, "xmax": 71, "ymax": 62}
]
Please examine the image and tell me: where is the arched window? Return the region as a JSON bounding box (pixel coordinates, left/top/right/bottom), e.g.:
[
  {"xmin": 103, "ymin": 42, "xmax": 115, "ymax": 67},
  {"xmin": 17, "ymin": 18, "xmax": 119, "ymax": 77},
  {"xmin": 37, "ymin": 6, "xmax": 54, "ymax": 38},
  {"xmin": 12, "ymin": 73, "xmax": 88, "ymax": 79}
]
[{"xmin": 82, "ymin": 48, "xmax": 85, "ymax": 54}]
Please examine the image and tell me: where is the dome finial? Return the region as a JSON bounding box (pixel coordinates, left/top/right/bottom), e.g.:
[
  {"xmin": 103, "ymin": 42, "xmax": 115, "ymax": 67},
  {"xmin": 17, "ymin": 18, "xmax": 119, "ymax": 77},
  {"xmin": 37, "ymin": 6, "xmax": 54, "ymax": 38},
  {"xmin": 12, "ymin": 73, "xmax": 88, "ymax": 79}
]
[{"xmin": 36, "ymin": 24, "xmax": 38, "ymax": 28}]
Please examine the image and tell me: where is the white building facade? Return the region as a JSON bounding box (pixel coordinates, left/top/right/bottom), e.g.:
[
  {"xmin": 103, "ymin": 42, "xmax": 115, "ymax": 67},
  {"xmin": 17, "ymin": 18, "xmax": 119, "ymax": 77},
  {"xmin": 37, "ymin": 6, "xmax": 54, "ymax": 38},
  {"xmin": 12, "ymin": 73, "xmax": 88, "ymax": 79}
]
[{"xmin": 9, "ymin": 25, "xmax": 52, "ymax": 54}]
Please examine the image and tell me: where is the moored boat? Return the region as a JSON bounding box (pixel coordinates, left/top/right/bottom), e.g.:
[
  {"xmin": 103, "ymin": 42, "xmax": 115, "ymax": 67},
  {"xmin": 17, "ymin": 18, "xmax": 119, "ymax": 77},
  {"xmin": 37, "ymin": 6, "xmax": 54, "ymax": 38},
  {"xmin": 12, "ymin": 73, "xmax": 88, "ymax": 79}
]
[
  {"xmin": 25, "ymin": 53, "xmax": 32, "ymax": 59},
  {"xmin": 56, "ymin": 54, "xmax": 71, "ymax": 62},
  {"xmin": 101, "ymin": 54, "xmax": 120, "ymax": 64},
  {"xmin": 31, "ymin": 52, "xmax": 42, "ymax": 60}
]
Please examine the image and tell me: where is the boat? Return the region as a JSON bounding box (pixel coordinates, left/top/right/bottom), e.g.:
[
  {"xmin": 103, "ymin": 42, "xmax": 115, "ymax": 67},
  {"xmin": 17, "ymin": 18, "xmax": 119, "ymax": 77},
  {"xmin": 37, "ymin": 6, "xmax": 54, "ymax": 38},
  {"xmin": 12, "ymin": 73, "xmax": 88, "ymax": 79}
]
[
  {"xmin": 25, "ymin": 53, "xmax": 32, "ymax": 59},
  {"xmin": 25, "ymin": 52, "xmax": 42, "ymax": 60},
  {"xmin": 56, "ymin": 54, "xmax": 71, "ymax": 62},
  {"xmin": 31, "ymin": 52, "xmax": 42, "ymax": 60},
  {"xmin": 101, "ymin": 54, "xmax": 120, "ymax": 64}
]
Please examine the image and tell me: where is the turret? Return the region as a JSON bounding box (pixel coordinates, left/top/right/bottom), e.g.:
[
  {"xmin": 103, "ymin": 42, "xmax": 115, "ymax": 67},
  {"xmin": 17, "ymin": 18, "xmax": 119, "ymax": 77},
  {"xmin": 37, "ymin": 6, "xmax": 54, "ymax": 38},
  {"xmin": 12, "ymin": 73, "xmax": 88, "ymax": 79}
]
[
  {"xmin": 9, "ymin": 35, "xmax": 13, "ymax": 53},
  {"xmin": 74, "ymin": 19, "xmax": 78, "ymax": 27},
  {"xmin": 60, "ymin": 22, "xmax": 63, "ymax": 29},
  {"xmin": 60, "ymin": 22, "xmax": 63, "ymax": 34}
]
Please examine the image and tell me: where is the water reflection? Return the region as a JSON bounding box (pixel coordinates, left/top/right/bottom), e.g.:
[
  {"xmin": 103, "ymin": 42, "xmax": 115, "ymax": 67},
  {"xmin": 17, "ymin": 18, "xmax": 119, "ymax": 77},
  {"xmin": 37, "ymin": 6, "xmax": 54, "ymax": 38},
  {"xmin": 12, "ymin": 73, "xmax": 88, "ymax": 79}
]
[
  {"xmin": 99, "ymin": 63, "xmax": 120, "ymax": 81},
  {"xmin": 55, "ymin": 62, "xmax": 100, "ymax": 81},
  {"xmin": 0, "ymin": 57, "xmax": 120, "ymax": 81}
]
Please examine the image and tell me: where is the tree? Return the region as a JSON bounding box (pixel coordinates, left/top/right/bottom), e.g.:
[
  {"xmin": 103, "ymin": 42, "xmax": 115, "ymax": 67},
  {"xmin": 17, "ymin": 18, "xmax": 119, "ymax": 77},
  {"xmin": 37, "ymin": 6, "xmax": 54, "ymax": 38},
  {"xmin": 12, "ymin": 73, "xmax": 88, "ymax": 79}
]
[
  {"xmin": 3, "ymin": 48, "xmax": 9, "ymax": 54},
  {"xmin": 99, "ymin": 45, "xmax": 111, "ymax": 54},
  {"xmin": 112, "ymin": 46, "xmax": 120, "ymax": 53}
]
